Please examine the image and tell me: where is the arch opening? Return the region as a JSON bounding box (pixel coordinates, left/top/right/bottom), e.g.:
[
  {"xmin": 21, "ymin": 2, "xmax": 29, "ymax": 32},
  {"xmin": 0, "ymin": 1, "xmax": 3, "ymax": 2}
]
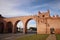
[
  {"xmin": 15, "ymin": 20, "xmax": 24, "ymax": 33},
  {"xmin": 6, "ymin": 22, "xmax": 13, "ymax": 33},
  {"xmin": 25, "ymin": 19, "xmax": 37, "ymax": 34},
  {"xmin": 0, "ymin": 22, "xmax": 4, "ymax": 33},
  {"xmin": 50, "ymin": 28, "xmax": 55, "ymax": 34}
]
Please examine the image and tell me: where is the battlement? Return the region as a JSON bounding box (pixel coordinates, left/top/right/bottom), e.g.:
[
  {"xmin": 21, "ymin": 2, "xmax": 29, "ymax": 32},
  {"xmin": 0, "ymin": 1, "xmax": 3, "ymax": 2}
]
[
  {"xmin": 38, "ymin": 10, "xmax": 60, "ymax": 18},
  {"xmin": 52, "ymin": 15, "xmax": 59, "ymax": 18},
  {"xmin": 38, "ymin": 10, "xmax": 50, "ymax": 18}
]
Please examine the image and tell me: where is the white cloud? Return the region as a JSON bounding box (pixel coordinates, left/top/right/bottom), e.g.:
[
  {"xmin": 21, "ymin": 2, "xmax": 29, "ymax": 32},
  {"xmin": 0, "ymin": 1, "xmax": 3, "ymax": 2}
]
[
  {"xmin": 0, "ymin": 0, "xmax": 35, "ymax": 17},
  {"xmin": 0, "ymin": 0, "xmax": 60, "ymax": 18},
  {"xmin": 47, "ymin": 1, "xmax": 60, "ymax": 9},
  {"xmin": 31, "ymin": 4, "xmax": 48, "ymax": 9},
  {"xmin": 17, "ymin": 21, "xmax": 23, "ymax": 28}
]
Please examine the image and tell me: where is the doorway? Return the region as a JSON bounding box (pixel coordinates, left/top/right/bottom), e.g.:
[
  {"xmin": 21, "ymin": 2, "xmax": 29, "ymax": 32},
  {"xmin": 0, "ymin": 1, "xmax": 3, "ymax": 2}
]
[
  {"xmin": 0, "ymin": 22, "xmax": 4, "ymax": 33},
  {"xmin": 50, "ymin": 28, "xmax": 55, "ymax": 34}
]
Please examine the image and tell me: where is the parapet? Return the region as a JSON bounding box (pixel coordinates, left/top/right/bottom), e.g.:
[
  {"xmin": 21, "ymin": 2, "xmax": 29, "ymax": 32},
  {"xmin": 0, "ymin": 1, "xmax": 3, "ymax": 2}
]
[
  {"xmin": 38, "ymin": 10, "xmax": 50, "ymax": 18},
  {"xmin": 52, "ymin": 15, "xmax": 60, "ymax": 18}
]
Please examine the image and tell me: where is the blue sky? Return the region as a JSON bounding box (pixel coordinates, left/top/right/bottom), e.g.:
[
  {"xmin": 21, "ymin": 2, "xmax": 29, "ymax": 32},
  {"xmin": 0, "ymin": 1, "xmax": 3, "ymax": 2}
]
[{"xmin": 0, "ymin": 0, "xmax": 60, "ymax": 17}]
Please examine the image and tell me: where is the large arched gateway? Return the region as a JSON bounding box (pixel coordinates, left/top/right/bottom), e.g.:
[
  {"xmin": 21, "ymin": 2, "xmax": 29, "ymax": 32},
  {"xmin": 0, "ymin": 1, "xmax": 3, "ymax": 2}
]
[
  {"xmin": 0, "ymin": 10, "xmax": 60, "ymax": 34},
  {"xmin": 26, "ymin": 19, "xmax": 37, "ymax": 34}
]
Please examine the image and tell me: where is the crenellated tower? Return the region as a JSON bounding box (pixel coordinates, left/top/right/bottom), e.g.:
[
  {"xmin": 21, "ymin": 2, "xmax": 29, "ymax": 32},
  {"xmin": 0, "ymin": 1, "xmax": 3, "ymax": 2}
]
[{"xmin": 38, "ymin": 10, "xmax": 50, "ymax": 18}]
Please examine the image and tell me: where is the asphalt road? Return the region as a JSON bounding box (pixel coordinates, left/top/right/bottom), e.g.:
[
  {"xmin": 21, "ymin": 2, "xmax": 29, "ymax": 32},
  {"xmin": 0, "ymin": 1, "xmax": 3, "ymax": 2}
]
[{"xmin": 0, "ymin": 31, "xmax": 36, "ymax": 40}]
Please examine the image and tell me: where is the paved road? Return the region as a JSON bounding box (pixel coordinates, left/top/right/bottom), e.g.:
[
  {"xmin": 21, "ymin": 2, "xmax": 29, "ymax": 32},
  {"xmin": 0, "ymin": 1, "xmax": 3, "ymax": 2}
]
[
  {"xmin": 46, "ymin": 34, "xmax": 56, "ymax": 40},
  {"xmin": 0, "ymin": 33, "xmax": 34, "ymax": 40},
  {"xmin": 0, "ymin": 33, "xmax": 23, "ymax": 40}
]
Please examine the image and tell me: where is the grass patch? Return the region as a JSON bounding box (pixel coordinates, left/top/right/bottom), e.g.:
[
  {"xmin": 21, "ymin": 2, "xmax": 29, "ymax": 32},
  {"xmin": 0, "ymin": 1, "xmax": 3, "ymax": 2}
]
[
  {"xmin": 16, "ymin": 34, "xmax": 49, "ymax": 40},
  {"xmin": 56, "ymin": 34, "xmax": 60, "ymax": 40}
]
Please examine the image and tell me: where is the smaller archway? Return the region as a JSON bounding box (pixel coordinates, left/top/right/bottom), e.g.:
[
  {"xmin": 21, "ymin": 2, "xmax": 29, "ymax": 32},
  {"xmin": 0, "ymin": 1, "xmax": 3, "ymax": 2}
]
[
  {"xmin": 15, "ymin": 20, "xmax": 24, "ymax": 33},
  {"xmin": 6, "ymin": 22, "xmax": 13, "ymax": 33},
  {"xmin": 0, "ymin": 22, "xmax": 4, "ymax": 33},
  {"xmin": 50, "ymin": 27, "xmax": 55, "ymax": 34}
]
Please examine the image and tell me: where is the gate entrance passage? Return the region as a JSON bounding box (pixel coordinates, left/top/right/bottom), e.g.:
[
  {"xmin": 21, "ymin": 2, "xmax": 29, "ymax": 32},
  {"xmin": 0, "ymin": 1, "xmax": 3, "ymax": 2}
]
[{"xmin": 50, "ymin": 28, "xmax": 55, "ymax": 34}]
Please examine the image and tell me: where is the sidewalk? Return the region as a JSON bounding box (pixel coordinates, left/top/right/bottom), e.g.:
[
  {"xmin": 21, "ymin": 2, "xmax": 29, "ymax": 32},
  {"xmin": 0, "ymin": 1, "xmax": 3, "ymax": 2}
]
[
  {"xmin": 46, "ymin": 34, "xmax": 56, "ymax": 40},
  {"xmin": 0, "ymin": 33, "xmax": 34, "ymax": 40}
]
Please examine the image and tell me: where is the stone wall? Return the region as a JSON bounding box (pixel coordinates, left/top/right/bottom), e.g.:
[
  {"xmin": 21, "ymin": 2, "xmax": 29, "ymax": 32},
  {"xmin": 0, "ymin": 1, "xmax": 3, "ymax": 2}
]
[{"xmin": 0, "ymin": 10, "xmax": 60, "ymax": 34}]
